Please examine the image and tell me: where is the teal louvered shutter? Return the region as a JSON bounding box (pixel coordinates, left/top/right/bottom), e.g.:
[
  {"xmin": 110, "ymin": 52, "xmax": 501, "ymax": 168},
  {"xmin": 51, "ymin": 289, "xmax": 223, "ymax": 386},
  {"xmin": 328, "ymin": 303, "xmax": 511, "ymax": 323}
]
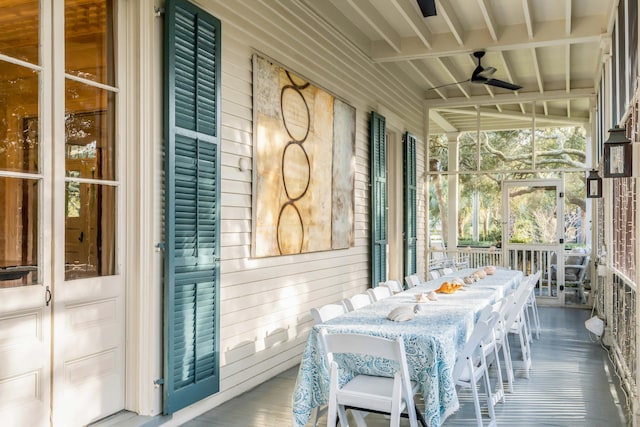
[
  {"xmin": 403, "ymin": 132, "xmax": 417, "ymax": 277},
  {"xmin": 370, "ymin": 112, "xmax": 387, "ymax": 288},
  {"xmin": 163, "ymin": 0, "xmax": 221, "ymax": 414}
]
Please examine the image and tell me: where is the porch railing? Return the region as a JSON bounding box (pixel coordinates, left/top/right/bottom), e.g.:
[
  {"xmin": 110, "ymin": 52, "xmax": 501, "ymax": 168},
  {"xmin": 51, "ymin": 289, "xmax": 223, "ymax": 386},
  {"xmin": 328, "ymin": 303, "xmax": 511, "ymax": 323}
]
[
  {"xmin": 428, "ymin": 247, "xmax": 502, "ymax": 270},
  {"xmin": 608, "ymin": 272, "xmax": 637, "ymax": 412}
]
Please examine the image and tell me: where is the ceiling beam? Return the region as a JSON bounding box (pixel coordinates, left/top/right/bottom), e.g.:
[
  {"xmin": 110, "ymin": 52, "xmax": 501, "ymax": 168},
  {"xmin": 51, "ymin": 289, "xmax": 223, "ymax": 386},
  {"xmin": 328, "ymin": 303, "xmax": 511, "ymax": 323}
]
[
  {"xmin": 478, "ymin": 0, "xmax": 499, "ymax": 41},
  {"xmin": 435, "ymin": 0, "xmax": 464, "ymax": 45},
  {"xmin": 497, "ymin": 51, "xmax": 526, "ymax": 112},
  {"xmin": 407, "ymin": 60, "xmax": 447, "ymax": 100},
  {"xmin": 430, "ymin": 110, "xmax": 459, "ymax": 132},
  {"xmin": 434, "ymin": 107, "xmax": 588, "ymax": 126},
  {"xmin": 565, "ymin": 44, "xmax": 571, "ymax": 92},
  {"xmin": 522, "ymin": 0, "xmax": 533, "ymax": 38},
  {"xmin": 371, "ymin": 15, "xmax": 605, "ymax": 62},
  {"xmin": 565, "ymin": 0, "xmax": 572, "ymax": 35},
  {"xmin": 389, "ymin": 0, "xmax": 433, "ymax": 49},
  {"xmin": 437, "ymin": 56, "xmax": 471, "ymax": 98},
  {"xmin": 531, "ymin": 47, "xmax": 544, "ymax": 93},
  {"xmin": 425, "ymin": 88, "xmax": 595, "ymax": 107},
  {"xmin": 342, "ymin": 0, "xmax": 403, "ymax": 53}
]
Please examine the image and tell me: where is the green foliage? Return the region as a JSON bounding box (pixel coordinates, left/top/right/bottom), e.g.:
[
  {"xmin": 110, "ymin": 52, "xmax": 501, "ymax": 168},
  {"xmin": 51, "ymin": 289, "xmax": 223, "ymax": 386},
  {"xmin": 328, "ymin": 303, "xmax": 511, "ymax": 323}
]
[{"xmin": 429, "ymin": 125, "xmax": 588, "ymax": 245}]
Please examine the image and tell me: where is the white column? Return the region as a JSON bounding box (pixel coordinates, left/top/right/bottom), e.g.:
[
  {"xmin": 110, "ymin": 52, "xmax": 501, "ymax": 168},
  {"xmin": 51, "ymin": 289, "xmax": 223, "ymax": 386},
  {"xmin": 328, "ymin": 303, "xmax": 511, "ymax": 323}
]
[{"xmin": 447, "ymin": 132, "xmax": 460, "ymax": 249}]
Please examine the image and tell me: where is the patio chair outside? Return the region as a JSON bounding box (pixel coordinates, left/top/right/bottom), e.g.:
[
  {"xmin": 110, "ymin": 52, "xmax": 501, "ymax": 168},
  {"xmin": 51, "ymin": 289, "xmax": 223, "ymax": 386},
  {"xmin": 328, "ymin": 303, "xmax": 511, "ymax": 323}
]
[
  {"xmin": 547, "ymin": 248, "xmax": 590, "ymax": 303},
  {"xmin": 429, "ymin": 235, "xmax": 469, "ymax": 271}
]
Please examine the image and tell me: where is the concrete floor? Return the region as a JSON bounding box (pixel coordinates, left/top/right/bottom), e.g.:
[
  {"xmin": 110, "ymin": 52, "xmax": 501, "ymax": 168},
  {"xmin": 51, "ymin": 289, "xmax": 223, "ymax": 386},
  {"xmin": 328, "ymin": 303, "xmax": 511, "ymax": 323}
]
[{"xmin": 182, "ymin": 307, "xmax": 628, "ymax": 427}]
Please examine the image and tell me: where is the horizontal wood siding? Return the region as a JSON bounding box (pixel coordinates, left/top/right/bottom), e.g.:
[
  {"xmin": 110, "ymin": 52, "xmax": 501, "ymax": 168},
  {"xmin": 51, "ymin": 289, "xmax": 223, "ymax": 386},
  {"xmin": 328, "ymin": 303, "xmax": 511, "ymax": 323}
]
[{"xmin": 170, "ymin": 0, "xmax": 426, "ymax": 418}]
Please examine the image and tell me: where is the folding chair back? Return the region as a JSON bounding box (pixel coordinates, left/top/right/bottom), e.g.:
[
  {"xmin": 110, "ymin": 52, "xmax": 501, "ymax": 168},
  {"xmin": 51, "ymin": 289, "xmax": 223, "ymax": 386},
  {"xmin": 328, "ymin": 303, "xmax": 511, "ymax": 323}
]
[
  {"xmin": 492, "ymin": 295, "xmax": 515, "ymax": 393},
  {"xmin": 368, "ymin": 285, "xmax": 393, "ymax": 302},
  {"xmin": 310, "ymin": 303, "xmax": 347, "ymax": 324},
  {"xmin": 526, "ymin": 270, "xmax": 542, "ymax": 339},
  {"xmin": 453, "ymin": 305, "xmax": 501, "ymax": 427},
  {"xmin": 319, "ymin": 330, "xmax": 419, "ymax": 427},
  {"xmin": 342, "ymin": 293, "xmax": 372, "ymax": 312},
  {"xmin": 384, "ymin": 279, "xmax": 404, "ymax": 294},
  {"xmin": 404, "ymin": 274, "xmax": 422, "ymax": 288},
  {"xmin": 503, "ymin": 276, "xmax": 535, "ymax": 378}
]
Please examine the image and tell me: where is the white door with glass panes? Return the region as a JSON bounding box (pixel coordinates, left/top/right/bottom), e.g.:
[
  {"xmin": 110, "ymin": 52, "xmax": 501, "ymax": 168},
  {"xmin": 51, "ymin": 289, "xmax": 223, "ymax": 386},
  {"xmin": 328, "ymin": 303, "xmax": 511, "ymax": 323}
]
[
  {"xmin": 0, "ymin": 1, "xmax": 125, "ymax": 426},
  {"xmin": 502, "ymin": 180, "xmax": 564, "ymax": 301}
]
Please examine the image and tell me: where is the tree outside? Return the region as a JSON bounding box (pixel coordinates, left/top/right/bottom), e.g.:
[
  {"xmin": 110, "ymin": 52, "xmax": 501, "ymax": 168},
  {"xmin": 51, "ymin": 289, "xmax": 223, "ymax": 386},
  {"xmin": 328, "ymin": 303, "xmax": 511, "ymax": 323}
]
[{"xmin": 429, "ymin": 126, "xmax": 588, "ymax": 248}]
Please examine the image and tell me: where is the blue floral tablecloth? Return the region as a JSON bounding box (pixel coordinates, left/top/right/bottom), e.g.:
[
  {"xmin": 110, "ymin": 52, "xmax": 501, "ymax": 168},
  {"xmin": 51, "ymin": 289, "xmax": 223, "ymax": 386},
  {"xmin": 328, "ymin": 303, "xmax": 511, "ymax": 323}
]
[{"xmin": 291, "ymin": 268, "xmax": 523, "ymax": 427}]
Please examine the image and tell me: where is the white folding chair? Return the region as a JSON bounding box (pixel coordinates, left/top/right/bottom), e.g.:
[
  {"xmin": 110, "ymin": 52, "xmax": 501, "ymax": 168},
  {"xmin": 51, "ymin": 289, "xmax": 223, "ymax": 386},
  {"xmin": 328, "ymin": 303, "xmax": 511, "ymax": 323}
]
[
  {"xmin": 311, "ymin": 303, "xmax": 347, "ymax": 325},
  {"xmin": 404, "ymin": 274, "xmax": 422, "ymax": 288},
  {"xmin": 526, "ymin": 270, "xmax": 542, "ymax": 339},
  {"xmin": 491, "ymin": 295, "xmax": 515, "ymax": 393},
  {"xmin": 342, "ymin": 293, "xmax": 372, "ymax": 312},
  {"xmin": 504, "ymin": 276, "xmax": 534, "ymax": 379},
  {"xmin": 368, "ymin": 285, "xmax": 393, "ymax": 302},
  {"xmin": 519, "ymin": 272, "xmax": 540, "ymax": 343},
  {"xmin": 309, "ymin": 302, "xmax": 348, "ymax": 426},
  {"xmin": 319, "ymin": 330, "xmax": 421, "ymax": 427},
  {"xmin": 453, "ymin": 305, "xmax": 500, "ymax": 427},
  {"xmin": 427, "ymin": 270, "xmax": 440, "ymax": 280},
  {"xmin": 479, "ymin": 305, "xmax": 505, "ymax": 405},
  {"xmin": 384, "ymin": 279, "xmax": 403, "ymax": 294}
]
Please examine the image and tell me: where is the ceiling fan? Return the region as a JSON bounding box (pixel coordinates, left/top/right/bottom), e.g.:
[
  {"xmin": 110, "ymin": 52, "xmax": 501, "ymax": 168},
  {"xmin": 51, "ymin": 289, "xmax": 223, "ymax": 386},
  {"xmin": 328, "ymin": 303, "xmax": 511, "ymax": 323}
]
[{"xmin": 429, "ymin": 51, "xmax": 522, "ymax": 91}]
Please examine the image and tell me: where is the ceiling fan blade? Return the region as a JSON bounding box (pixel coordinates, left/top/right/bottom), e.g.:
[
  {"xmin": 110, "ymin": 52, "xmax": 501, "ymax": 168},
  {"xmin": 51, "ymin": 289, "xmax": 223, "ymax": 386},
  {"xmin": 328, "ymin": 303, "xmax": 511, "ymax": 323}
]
[
  {"xmin": 477, "ymin": 67, "xmax": 496, "ymax": 79},
  {"xmin": 417, "ymin": 0, "xmax": 437, "ymax": 17},
  {"xmin": 484, "ymin": 78, "xmax": 522, "ymax": 90},
  {"xmin": 427, "ymin": 79, "xmax": 471, "ymax": 91}
]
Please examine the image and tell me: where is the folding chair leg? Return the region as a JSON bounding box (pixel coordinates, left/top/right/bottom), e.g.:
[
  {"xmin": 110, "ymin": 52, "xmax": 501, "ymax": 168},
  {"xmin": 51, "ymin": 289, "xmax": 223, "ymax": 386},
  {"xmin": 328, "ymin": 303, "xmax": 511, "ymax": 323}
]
[
  {"xmin": 502, "ymin": 340, "xmax": 514, "ymax": 393},
  {"xmin": 491, "ymin": 346, "xmax": 505, "ymax": 404},
  {"xmin": 517, "ymin": 324, "xmax": 532, "ymax": 379},
  {"xmin": 482, "ymin": 365, "xmax": 496, "ymax": 422},
  {"xmin": 351, "ymin": 410, "xmax": 367, "ymax": 427},
  {"xmin": 327, "ymin": 402, "xmax": 337, "ymax": 427},
  {"xmin": 336, "ymin": 405, "xmax": 349, "ymax": 427},
  {"xmin": 470, "ymin": 382, "xmax": 484, "ymax": 427},
  {"xmin": 312, "ymin": 405, "xmax": 331, "ymax": 426},
  {"xmin": 522, "ymin": 306, "xmax": 533, "ymax": 344},
  {"xmin": 529, "ymin": 298, "xmax": 541, "ymax": 339}
]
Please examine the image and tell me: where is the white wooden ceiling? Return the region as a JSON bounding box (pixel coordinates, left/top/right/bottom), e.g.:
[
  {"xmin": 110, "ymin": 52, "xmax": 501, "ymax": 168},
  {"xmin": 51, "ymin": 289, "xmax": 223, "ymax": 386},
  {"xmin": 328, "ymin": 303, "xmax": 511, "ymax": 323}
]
[{"xmin": 301, "ymin": 0, "xmax": 617, "ymax": 133}]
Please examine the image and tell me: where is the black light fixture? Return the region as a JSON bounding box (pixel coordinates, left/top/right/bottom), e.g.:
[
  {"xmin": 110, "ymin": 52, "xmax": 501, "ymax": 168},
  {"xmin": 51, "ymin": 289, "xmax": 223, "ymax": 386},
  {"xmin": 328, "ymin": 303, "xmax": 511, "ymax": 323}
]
[
  {"xmin": 417, "ymin": 0, "xmax": 437, "ymax": 17},
  {"xmin": 603, "ymin": 125, "xmax": 632, "ymax": 178},
  {"xmin": 586, "ymin": 169, "xmax": 602, "ymax": 198}
]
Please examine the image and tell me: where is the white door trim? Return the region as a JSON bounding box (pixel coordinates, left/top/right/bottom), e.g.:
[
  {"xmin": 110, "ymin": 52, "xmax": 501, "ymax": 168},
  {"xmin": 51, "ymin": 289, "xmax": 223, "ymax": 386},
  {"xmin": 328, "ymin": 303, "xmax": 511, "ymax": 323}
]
[{"xmin": 120, "ymin": 0, "xmax": 164, "ymax": 416}]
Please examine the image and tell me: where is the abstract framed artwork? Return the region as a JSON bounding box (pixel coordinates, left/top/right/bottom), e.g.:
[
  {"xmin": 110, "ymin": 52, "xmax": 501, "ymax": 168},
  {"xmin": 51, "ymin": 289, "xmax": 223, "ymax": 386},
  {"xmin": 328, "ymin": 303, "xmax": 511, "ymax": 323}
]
[{"xmin": 252, "ymin": 54, "xmax": 355, "ymax": 257}]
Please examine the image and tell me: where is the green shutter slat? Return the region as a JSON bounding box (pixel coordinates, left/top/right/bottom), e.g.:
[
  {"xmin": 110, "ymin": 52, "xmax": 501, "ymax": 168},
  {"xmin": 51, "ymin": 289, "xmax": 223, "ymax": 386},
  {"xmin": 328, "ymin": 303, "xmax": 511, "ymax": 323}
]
[
  {"xmin": 370, "ymin": 112, "xmax": 387, "ymax": 288},
  {"xmin": 164, "ymin": 0, "xmax": 221, "ymax": 415},
  {"xmin": 403, "ymin": 132, "xmax": 417, "ymax": 277}
]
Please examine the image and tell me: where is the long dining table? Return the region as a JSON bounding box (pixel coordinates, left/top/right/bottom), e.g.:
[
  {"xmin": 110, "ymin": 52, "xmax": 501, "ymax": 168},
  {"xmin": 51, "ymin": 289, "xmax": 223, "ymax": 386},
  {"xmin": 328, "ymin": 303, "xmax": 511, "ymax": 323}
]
[{"xmin": 291, "ymin": 267, "xmax": 524, "ymax": 427}]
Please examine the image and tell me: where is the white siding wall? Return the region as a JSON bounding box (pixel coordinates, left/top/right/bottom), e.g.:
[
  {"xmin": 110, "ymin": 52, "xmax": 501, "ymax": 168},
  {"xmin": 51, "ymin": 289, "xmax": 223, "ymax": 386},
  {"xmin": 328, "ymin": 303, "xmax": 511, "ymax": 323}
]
[{"xmin": 164, "ymin": 0, "xmax": 427, "ymax": 421}]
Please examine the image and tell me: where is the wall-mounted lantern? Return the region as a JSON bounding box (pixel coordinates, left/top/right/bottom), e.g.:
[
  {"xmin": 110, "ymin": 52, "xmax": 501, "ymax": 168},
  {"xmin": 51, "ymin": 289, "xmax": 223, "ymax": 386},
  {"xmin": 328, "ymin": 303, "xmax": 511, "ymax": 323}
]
[
  {"xmin": 586, "ymin": 169, "xmax": 602, "ymax": 198},
  {"xmin": 603, "ymin": 125, "xmax": 632, "ymax": 178}
]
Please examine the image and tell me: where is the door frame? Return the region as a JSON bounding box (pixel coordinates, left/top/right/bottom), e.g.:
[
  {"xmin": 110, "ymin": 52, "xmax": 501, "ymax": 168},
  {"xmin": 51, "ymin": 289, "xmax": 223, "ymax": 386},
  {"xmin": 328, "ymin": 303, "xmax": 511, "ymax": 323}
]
[
  {"xmin": 387, "ymin": 129, "xmax": 404, "ymax": 283},
  {"xmin": 502, "ymin": 179, "xmax": 565, "ymax": 305}
]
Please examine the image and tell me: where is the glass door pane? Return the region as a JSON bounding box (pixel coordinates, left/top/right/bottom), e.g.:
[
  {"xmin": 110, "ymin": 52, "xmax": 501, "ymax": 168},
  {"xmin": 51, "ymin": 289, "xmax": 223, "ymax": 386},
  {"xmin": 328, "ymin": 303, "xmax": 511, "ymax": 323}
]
[
  {"xmin": 64, "ymin": 0, "xmax": 114, "ymax": 85},
  {"xmin": 503, "ymin": 180, "xmax": 564, "ymax": 300},
  {"xmin": 506, "ymin": 184, "xmax": 558, "ymax": 245},
  {"xmin": 0, "ymin": 36, "xmax": 41, "ymax": 288},
  {"xmin": 0, "ymin": 0, "xmax": 40, "ymax": 64}
]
